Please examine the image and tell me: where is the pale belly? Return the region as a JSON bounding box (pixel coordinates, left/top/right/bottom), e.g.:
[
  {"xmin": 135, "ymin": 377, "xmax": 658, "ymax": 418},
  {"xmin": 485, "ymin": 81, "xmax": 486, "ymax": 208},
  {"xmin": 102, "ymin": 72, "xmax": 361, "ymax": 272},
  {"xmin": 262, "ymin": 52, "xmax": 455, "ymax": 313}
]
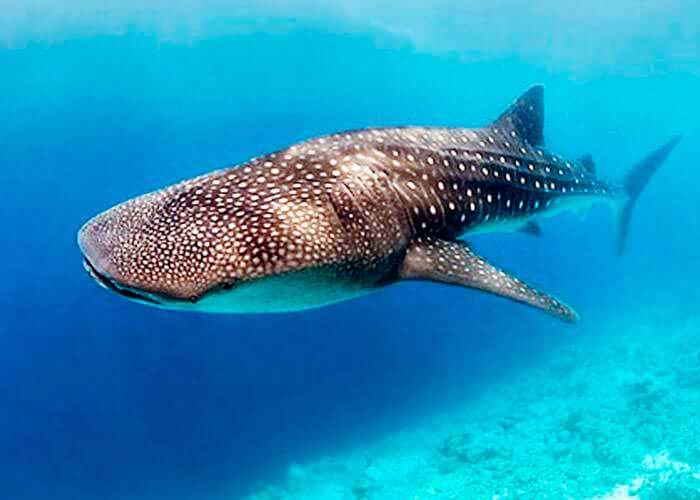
[{"xmin": 157, "ymin": 268, "xmax": 378, "ymax": 313}]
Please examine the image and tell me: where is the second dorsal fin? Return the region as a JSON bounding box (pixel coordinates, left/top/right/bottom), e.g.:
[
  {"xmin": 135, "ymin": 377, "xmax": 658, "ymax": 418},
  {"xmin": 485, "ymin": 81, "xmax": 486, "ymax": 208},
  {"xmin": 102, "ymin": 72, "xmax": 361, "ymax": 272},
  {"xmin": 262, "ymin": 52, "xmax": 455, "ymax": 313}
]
[
  {"xmin": 492, "ymin": 85, "xmax": 545, "ymax": 146},
  {"xmin": 579, "ymin": 154, "xmax": 596, "ymax": 175}
]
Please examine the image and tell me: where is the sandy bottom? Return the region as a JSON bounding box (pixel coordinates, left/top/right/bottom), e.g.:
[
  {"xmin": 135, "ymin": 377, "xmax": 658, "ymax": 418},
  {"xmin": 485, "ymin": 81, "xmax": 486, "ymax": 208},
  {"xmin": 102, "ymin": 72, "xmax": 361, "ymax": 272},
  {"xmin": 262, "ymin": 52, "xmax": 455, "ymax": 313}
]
[{"xmin": 243, "ymin": 314, "xmax": 700, "ymax": 500}]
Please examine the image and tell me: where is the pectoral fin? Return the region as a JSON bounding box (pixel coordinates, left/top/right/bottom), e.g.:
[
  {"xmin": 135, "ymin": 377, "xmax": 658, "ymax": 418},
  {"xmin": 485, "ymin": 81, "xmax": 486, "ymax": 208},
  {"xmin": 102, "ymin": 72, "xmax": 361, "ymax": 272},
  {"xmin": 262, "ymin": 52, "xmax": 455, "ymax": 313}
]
[{"xmin": 398, "ymin": 237, "xmax": 578, "ymax": 322}]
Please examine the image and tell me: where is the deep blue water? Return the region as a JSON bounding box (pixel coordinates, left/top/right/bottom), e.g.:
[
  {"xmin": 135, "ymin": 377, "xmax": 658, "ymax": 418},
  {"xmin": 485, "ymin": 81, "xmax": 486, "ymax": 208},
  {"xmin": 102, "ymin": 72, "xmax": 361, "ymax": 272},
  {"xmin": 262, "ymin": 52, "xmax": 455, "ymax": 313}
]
[{"xmin": 1, "ymin": 8, "xmax": 699, "ymax": 500}]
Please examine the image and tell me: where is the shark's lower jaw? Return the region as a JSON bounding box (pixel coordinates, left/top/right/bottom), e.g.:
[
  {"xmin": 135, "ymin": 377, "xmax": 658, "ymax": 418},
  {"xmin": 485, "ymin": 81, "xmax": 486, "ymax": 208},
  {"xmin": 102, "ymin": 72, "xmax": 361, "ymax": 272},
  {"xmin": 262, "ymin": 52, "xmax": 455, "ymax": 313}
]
[
  {"xmin": 82, "ymin": 257, "xmax": 162, "ymax": 306},
  {"xmin": 82, "ymin": 255, "xmax": 373, "ymax": 313}
]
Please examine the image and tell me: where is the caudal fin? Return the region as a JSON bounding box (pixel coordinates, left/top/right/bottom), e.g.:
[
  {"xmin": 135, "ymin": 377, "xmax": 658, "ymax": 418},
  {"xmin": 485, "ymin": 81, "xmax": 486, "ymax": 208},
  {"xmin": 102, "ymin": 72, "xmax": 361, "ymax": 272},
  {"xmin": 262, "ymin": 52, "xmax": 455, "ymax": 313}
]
[{"xmin": 617, "ymin": 136, "xmax": 682, "ymax": 254}]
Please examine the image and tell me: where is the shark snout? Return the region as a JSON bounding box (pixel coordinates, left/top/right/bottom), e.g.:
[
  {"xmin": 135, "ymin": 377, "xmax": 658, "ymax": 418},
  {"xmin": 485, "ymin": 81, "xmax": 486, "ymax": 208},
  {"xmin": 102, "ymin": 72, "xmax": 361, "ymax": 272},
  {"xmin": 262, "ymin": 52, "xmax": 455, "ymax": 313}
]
[
  {"xmin": 78, "ymin": 220, "xmax": 118, "ymax": 281},
  {"xmin": 77, "ymin": 220, "xmax": 162, "ymax": 305}
]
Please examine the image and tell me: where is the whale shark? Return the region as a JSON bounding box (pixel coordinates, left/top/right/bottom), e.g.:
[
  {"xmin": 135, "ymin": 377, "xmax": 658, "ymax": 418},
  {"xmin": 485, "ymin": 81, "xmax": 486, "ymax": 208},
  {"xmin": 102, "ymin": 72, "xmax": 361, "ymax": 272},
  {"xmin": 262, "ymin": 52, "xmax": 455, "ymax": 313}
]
[{"xmin": 78, "ymin": 86, "xmax": 680, "ymax": 321}]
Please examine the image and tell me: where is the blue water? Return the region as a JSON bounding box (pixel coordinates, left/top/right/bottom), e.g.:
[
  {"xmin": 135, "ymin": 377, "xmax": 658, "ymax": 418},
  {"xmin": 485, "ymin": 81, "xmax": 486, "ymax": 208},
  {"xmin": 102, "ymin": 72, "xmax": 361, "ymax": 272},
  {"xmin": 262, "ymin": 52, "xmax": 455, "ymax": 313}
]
[{"xmin": 1, "ymin": 5, "xmax": 699, "ymax": 499}]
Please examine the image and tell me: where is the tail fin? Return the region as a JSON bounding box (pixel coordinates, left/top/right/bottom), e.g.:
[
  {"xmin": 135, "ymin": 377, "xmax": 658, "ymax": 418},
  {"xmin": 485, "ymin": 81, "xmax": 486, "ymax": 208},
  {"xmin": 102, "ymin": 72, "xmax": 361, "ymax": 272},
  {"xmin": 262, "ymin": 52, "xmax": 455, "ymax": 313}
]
[{"xmin": 616, "ymin": 136, "xmax": 682, "ymax": 254}]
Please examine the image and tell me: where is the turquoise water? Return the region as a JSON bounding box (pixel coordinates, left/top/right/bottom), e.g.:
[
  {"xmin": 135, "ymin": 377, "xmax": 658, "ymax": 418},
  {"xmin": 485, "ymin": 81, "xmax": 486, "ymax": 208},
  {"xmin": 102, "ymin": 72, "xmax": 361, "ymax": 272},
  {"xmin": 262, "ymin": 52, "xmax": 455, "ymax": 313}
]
[{"xmin": 1, "ymin": 3, "xmax": 699, "ymax": 499}]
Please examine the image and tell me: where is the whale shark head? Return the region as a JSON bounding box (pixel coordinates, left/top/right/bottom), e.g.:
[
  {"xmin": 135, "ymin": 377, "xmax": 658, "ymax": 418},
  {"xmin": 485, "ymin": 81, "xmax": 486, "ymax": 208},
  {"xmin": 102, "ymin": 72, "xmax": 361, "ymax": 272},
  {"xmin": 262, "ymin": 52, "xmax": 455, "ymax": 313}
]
[
  {"xmin": 78, "ymin": 172, "xmax": 253, "ymax": 309},
  {"xmin": 78, "ymin": 166, "xmax": 372, "ymax": 313}
]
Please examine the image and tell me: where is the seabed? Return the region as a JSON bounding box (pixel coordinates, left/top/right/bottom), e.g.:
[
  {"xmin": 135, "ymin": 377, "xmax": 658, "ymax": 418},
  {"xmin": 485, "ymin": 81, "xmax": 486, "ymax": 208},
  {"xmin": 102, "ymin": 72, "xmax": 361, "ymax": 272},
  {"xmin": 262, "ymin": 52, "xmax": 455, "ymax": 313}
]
[{"xmin": 244, "ymin": 313, "xmax": 700, "ymax": 499}]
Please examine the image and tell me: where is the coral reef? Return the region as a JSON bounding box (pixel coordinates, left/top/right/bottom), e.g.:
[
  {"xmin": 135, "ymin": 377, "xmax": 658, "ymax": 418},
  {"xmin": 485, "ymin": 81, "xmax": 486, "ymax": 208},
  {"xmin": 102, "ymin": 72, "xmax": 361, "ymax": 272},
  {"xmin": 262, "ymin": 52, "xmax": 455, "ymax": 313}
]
[{"xmin": 244, "ymin": 316, "xmax": 700, "ymax": 499}]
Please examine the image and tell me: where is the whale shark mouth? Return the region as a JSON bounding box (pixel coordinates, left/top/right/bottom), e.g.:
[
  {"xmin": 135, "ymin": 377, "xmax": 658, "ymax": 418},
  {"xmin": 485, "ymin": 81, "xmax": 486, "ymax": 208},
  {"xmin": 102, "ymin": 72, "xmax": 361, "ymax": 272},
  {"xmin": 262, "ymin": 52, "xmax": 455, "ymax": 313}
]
[{"xmin": 82, "ymin": 257, "xmax": 162, "ymax": 305}]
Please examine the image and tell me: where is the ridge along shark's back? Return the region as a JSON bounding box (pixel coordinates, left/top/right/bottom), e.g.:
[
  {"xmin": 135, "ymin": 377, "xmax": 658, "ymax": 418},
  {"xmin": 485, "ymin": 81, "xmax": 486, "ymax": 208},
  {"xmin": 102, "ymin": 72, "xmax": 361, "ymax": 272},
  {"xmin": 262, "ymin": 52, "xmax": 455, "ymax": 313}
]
[{"xmin": 78, "ymin": 85, "xmax": 680, "ymax": 322}]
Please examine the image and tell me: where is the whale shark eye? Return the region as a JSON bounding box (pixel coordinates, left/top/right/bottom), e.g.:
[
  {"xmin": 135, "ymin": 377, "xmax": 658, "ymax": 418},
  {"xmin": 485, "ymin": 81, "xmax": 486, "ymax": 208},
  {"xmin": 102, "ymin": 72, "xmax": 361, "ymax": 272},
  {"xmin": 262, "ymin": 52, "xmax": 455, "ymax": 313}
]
[
  {"xmin": 188, "ymin": 296, "xmax": 198, "ymax": 303},
  {"xmin": 222, "ymin": 282, "xmax": 234, "ymax": 291}
]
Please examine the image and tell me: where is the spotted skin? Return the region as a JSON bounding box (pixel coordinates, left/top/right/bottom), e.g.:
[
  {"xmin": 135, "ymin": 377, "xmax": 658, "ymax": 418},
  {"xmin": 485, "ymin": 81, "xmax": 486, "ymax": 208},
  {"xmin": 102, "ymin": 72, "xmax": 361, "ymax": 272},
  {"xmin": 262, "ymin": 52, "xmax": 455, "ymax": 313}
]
[{"xmin": 78, "ymin": 86, "xmax": 679, "ymax": 321}]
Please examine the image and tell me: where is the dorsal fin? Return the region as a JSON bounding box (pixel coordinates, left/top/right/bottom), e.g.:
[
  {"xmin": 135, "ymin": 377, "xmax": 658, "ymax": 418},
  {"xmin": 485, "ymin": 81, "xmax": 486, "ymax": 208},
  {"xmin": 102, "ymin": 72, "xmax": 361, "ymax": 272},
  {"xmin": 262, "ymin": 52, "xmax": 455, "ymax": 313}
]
[
  {"xmin": 492, "ymin": 85, "xmax": 544, "ymax": 146},
  {"xmin": 579, "ymin": 154, "xmax": 596, "ymax": 175}
]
